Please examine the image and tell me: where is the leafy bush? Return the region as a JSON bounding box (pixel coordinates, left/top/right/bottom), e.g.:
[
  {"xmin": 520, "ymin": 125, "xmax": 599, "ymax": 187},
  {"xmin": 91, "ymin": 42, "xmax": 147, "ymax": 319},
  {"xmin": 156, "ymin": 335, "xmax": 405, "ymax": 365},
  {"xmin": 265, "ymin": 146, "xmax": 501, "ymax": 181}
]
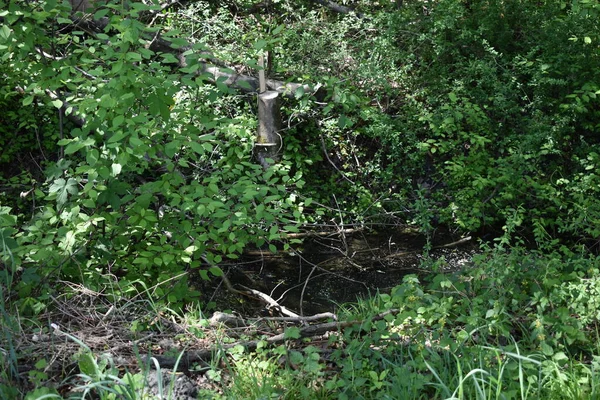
[{"xmin": 0, "ymin": 0, "xmax": 308, "ymax": 311}]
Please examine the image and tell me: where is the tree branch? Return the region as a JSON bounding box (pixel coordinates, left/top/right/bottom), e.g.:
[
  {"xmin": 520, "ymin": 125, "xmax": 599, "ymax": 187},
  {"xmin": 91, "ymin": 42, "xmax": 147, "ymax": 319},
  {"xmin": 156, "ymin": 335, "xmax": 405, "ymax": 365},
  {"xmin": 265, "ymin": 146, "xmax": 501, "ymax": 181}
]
[
  {"xmin": 33, "ymin": 16, "xmax": 319, "ymax": 129},
  {"xmin": 79, "ymin": 18, "xmax": 316, "ymax": 99}
]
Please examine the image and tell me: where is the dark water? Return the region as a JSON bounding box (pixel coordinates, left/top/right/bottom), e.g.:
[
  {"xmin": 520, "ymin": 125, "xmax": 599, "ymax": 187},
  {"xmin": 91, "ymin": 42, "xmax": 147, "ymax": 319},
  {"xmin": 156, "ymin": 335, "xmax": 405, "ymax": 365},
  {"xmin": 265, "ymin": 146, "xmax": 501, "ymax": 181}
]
[{"xmin": 220, "ymin": 230, "xmax": 478, "ymax": 315}]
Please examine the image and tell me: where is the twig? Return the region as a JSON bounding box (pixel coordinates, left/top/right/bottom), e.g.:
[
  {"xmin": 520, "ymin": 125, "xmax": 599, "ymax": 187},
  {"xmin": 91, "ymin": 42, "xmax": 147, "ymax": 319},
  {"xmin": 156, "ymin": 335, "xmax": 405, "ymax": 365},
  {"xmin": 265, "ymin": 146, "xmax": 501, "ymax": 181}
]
[
  {"xmin": 109, "ymin": 333, "xmax": 154, "ymax": 353},
  {"xmin": 240, "ymin": 285, "xmax": 301, "ymax": 319},
  {"xmin": 319, "ymin": 133, "xmax": 355, "ymax": 185},
  {"xmin": 436, "ymin": 236, "xmax": 472, "ymax": 249},
  {"xmin": 220, "ymin": 274, "xmax": 302, "ymax": 318},
  {"xmin": 299, "ymin": 265, "xmax": 317, "ymax": 316}
]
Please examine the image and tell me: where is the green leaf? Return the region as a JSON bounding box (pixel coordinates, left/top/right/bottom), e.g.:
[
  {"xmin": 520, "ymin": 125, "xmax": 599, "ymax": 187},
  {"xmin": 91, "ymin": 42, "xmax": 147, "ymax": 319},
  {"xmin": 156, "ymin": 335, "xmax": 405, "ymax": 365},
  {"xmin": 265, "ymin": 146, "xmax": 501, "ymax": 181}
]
[
  {"xmin": 126, "ymin": 52, "xmax": 142, "ymax": 61},
  {"xmin": 209, "ymin": 266, "xmax": 223, "ymax": 277},
  {"xmin": 253, "ymin": 39, "xmax": 268, "ymax": 50},
  {"xmin": 129, "ymin": 136, "xmax": 144, "ymax": 147},
  {"xmin": 49, "ymin": 178, "xmax": 79, "ymax": 206},
  {"xmin": 369, "ymin": 371, "xmax": 378, "ymax": 381},
  {"xmin": 78, "ymin": 352, "xmax": 97, "ymax": 377},
  {"xmin": 0, "ymin": 24, "xmax": 11, "ymax": 41},
  {"xmin": 190, "ymin": 141, "xmax": 205, "ymax": 155},
  {"xmin": 236, "ymin": 80, "xmax": 252, "ymax": 90},
  {"xmin": 272, "ymin": 24, "xmax": 284, "ymax": 35},
  {"xmin": 338, "ymin": 115, "xmax": 353, "ymax": 128},
  {"xmin": 541, "ymin": 342, "xmax": 554, "ymax": 356},
  {"xmin": 64, "ymin": 142, "xmax": 85, "ymax": 155},
  {"xmin": 112, "ymin": 115, "xmax": 125, "ymax": 128},
  {"xmin": 553, "ymin": 351, "xmax": 568, "ymax": 362},
  {"xmin": 51, "ymin": 99, "xmax": 63, "ymax": 109},
  {"xmin": 93, "ymin": 8, "xmax": 109, "ymax": 19},
  {"xmin": 269, "ymin": 225, "xmax": 279, "ymax": 240},
  {"xmin": 107, "ymin": 131, "xmax": 129, "ymax": 143},
  {"xmin": 284, "ymin": 326, "xmax": 301, "ymax": 339},
  {"xmin": 184, "ymin": 245, "xmax": 198, "ymax": 255},
  {"xmin": 164, "ymin": 141, "xmax": 180, "ymax": 157},
  {"xmin": 86, "ymin": 149, "xmax": 99, "ymax": 166},
  {"xmin": 63, "ymin": 138, "xmax": 93, "ymax": 155},
  {"xmin": 22, "ymin": 96, "xmax": 34, "ymax": 106}
]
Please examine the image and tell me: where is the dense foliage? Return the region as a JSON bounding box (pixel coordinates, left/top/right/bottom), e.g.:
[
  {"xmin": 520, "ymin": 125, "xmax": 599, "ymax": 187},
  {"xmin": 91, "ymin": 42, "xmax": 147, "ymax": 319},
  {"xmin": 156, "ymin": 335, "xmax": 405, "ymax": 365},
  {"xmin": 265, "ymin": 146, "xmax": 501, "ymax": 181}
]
[{"xmin": 1, "ymin": 0, "xmax": 600, "ymax": 398}]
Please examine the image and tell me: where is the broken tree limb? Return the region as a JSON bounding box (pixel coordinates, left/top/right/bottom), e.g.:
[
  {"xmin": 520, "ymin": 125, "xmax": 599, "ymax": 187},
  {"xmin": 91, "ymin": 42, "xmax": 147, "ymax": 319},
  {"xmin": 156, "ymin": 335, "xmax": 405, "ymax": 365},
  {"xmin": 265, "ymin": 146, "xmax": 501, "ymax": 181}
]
[
  {"xmin": 144, "ymin": 309, "xmax": 398, "ymax": 370},
  {"xmin": 220, "ymin": 274, "xmax": 300, "ymax": 319},
  {"xmin": 76, "ymin": 18, "xmax": 315, "ymax": 99},
  {"xmin": 384, "ymin": 236, "xmax": 472, "ymax": 260},
  {"xmin": 240, "ymin": 285, "xmax": 300, "ymax": 318},
  {"xmin": 251, "ymin": 312, "xmax": 338, "ymax": 323},
  {"xmin": 30, "ymin": 16, "xmax": 318, "ymax": 131}
]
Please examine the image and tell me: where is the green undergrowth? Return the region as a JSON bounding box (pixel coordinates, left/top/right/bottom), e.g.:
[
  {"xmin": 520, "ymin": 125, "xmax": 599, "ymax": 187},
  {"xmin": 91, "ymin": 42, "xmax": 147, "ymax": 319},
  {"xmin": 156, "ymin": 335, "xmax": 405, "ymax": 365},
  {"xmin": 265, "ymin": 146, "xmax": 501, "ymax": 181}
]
[{"xmin": 5, "ymin": 245, "xmax": 600, "ymax": 399}]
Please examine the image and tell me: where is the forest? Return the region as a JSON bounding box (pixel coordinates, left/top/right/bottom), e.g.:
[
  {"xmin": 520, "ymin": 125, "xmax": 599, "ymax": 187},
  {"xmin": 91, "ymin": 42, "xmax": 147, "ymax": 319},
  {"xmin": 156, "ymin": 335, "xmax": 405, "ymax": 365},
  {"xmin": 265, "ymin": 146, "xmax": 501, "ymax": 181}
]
[{"xmin": 1, "ymin": 0, "xmax": 600, "ymax": 398}]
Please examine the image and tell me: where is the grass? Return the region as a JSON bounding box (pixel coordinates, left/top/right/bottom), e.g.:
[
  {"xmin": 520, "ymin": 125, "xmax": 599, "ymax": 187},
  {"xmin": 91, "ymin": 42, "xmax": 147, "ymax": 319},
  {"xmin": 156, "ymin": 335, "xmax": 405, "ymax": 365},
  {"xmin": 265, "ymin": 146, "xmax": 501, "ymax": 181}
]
[
  {"xmin": 4, "ymin": 248, "xmax": 600, "ymax": 399},
  {"xmin": 424, "ymin": 344, "xmax": 542, "ymax": 400},
  {"xmin": 6, "ymin": 302, "xmax": 600, "ymax": 400}
]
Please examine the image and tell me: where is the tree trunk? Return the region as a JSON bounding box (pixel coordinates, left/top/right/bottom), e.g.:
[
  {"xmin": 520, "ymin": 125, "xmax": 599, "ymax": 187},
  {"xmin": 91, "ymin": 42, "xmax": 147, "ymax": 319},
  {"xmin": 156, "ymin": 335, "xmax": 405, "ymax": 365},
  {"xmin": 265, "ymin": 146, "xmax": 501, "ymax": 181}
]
[{"xmin": 255, "ymin": 91, "xmax": 282, "ymax": 169}]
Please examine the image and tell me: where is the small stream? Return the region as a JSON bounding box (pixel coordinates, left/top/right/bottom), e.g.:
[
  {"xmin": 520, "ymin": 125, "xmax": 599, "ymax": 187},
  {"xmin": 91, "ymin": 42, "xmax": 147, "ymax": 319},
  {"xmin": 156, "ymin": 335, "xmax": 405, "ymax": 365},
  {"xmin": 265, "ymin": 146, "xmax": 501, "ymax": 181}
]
[{"xmin": 216, "ymin": 230, "xmax": 479, "ymax": 315}]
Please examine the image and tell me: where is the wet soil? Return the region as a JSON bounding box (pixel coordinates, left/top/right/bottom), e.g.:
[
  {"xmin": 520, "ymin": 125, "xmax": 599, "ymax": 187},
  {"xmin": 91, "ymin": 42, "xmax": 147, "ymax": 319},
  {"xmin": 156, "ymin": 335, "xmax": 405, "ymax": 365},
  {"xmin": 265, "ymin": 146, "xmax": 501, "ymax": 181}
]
[{"xmin": 221, "ymin": 229, "xmax": 479, "ymax": 315}]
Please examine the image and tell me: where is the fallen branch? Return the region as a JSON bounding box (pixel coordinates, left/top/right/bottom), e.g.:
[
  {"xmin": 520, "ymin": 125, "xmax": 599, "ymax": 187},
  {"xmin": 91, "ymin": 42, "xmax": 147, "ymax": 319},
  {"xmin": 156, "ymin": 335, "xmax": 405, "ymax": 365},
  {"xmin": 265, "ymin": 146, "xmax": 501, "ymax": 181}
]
[
  {"xmin": 384, "ymin": 236, "xmax": 472, "ymax": 260},
  {"xmin": 251, "ymin": 312, "xmax": 338, "ymax": 322},
  {"xmin": 240, "ymin": 285, "xmax": 301, "ymax": 319},
  {"xmin": 220, "ymin": 274, "xmax": 301, "ymax": 319},
  {"xmin": 284, "ymin": 227, "xmax": 362, "ymax": 239},
  {"xmin": 436, "ymin": 235, "xmax": 472, "ymax": 249},
  {"xmin": 144, "ymin": 309, "xmax": 397, "ymax": 370}
]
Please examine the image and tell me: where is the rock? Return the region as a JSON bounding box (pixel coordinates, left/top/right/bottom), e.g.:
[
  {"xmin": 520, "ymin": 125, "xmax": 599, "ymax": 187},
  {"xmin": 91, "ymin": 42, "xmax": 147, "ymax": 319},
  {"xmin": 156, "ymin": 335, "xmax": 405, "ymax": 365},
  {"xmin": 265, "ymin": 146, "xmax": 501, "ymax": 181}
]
[{"xmin": 144, "ymin": 369, "xmax": 198, "ymax": 400}]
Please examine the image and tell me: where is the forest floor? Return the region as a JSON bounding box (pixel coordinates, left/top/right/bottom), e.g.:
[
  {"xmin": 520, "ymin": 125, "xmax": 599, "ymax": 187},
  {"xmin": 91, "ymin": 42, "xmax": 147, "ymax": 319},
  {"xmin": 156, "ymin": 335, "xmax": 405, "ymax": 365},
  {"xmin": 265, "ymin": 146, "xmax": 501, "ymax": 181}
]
[{"xmin": 9, "ymin": 231, "xmax": 478, "ymax": 398}]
